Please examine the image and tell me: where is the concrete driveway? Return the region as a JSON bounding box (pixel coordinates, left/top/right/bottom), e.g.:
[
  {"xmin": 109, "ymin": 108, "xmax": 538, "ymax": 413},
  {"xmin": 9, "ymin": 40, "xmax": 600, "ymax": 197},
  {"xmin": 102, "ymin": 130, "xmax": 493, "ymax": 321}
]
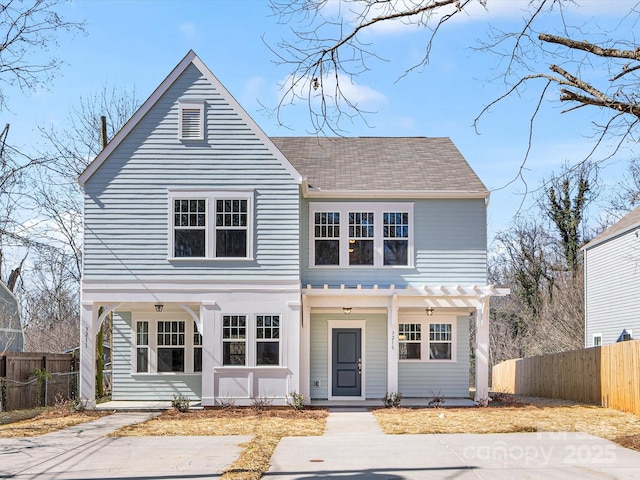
[
  {"xmin": 2, "ymin": 410, "xmax": 640, "ymax": 479},
  {"xmin": 0, "ymin": 412, "xmax": 250, "ymax": 479}
]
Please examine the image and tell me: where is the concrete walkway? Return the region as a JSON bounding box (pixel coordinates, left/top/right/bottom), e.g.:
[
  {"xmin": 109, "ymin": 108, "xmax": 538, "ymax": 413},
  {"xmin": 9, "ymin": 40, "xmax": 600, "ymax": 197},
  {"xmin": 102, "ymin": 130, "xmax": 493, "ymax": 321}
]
[
  {"xmin": 266, "ymin": 410, "xmax": 640, "ymax": 479},
  {"xmin": 0, "ymin": 412, "xmax": 250, "ymax": 479},
  {"xmin": 2, "ymin": 409, "xmax": 640, "ymax": 479}
]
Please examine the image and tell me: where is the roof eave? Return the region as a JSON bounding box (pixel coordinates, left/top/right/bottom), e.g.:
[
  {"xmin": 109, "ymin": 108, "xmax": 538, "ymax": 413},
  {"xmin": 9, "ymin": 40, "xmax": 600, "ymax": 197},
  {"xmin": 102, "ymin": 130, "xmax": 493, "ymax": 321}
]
[
  {"xmin": 582, "ymin": 220, "xmax": 640, "ymax": 251},
  {"xmin": 302, "ymin": 189, "xmax": 490, "ymax": 200}
]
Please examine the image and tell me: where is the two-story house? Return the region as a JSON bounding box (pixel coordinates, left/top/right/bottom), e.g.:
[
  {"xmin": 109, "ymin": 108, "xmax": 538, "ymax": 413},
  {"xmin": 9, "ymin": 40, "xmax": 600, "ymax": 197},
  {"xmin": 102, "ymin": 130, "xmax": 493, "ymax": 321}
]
[{"xmin": 78, "ymin": 51, "xmax": 507, "ymax": 407}]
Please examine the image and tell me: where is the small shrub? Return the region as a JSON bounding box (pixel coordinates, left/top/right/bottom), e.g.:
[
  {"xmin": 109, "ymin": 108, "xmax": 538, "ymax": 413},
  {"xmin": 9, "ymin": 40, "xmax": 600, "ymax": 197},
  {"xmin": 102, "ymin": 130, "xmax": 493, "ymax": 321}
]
[
  {"xmin": 287, "ymin": 390, "xmax": 306, "ymax": 410},
  {"xmin": 428, "ymin": 391, "xmax": 445, "ymax": 408},
  {"xmin": 382, "ymin": 392, "xmax": 402, "ymax": 408},
  {"xmin": 171, "ymin": 394, "xmax": 190, "ymax": 413},
  {"xmin": 218, "ymin": 394, "xmax": 237, "ymax": 409},
  {"xmin": 251, "ymin": 395, "xmax": 273, "ymax": 410},
  {"xmin": 51, "ymin": 394, "xmax": 73, "ymax": 415}
]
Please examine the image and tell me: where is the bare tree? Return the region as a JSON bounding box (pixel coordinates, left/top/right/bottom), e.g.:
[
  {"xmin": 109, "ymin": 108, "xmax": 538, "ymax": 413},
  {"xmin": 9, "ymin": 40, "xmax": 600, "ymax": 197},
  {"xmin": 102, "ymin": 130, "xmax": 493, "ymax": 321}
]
[
  {"xmin": 0, "ymin": 0, "xmax": 85, "ymax": 111},
  {"xmin": 271, "ymin": 0, "xmax": 640, "ymax": 155},
  {"xmin": 22, "ymin": 251, "xmax": 78, "ymax": 352}
]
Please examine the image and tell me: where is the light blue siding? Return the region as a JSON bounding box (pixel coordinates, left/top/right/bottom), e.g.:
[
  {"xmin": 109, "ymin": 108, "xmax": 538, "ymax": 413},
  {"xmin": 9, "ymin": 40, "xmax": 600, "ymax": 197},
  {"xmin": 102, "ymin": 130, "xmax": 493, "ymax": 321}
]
[
  {"xmin": 111, "ymin": 311, "xmax": 201, "ymax": 401},
  {"xmin": 83, "ymin": 64, "xmax": 300, "ymax": 282},
  {"xmin": 585, "ymin": 231, "xmax": 640, "ymax": 346},
  {"xmin": 308, "ymin": 313, "xmax": 387, "ymax": 400},
  {"xmin": 398, "ymin": 315, "xmax": 470, "ymax": 398},
  {"xmin": 301, "ymin": 199, "xmax": 487, "ymax": 287}
]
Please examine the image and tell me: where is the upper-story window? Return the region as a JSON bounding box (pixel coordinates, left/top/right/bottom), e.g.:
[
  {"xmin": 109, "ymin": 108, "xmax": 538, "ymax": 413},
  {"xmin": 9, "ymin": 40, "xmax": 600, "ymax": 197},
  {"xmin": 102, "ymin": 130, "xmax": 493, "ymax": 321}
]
[
  {"xmin": 309, "ymin": 203, "xmax": 413, "ymax": 267},
  {"xmin": 178, "ymin": 101, "xmax": 204, "ymax": 140},
  {"xmin": 174, "ymin": 199, "xmax": 206, "ymax": 257},
  {"xmin": 169, "ymin": 191, "xmax": 253, "ymax": 260},
  {"xmin": 349, "ymin": 212, "xmax": 374, "ymax": 265},
  {"xmin": 314, "ymin": 212, "xmax": 340, "ymax": 265},
  {"xmin": 216, "ymin": 199, "xmax": 248, "ymax": 258}
]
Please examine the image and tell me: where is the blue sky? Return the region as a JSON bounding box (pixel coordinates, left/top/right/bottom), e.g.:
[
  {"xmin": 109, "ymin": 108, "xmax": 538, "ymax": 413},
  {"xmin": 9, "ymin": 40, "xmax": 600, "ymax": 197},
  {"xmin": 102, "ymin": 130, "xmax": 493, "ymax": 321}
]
[{"xmin": 3, "ymin": 0, "xmax": 638, "ymax": 241}]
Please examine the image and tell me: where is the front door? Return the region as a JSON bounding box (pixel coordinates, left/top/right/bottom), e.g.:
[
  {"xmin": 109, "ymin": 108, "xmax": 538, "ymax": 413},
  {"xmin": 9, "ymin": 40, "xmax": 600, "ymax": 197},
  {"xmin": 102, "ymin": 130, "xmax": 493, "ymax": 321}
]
[{"xmin": 332, "ymin": 328, "xmax": 362, "ymax": 397}]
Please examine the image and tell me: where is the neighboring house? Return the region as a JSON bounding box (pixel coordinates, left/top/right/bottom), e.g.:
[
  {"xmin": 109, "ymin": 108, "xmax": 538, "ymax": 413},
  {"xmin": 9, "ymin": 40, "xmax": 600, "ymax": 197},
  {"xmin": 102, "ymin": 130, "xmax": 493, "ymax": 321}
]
[
  {"xmin": 583, "ymin": 205, "xmax": 640, "ymax": 347},
  {"xmin": 0, "ymin": 281, "xmax": 24, "ymax": 353},
  {"xmin": 78, "ymin": 51, "xmax": 507, "ymax": 407}
]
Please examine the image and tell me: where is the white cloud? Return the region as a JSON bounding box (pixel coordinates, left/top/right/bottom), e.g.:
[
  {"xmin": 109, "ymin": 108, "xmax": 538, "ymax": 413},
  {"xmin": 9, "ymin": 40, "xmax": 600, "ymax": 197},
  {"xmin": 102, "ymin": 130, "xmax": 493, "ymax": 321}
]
[
  {"xmin": 279, "ymin": 72, "xmax": 386, "ymax": 108},
  {"xmin": 318, "ymin": 0, "xmax": 640, "ymax": 36},
  {"xmin": 178, "ymin": 22, "xmax": 198, "ymax": 40}
]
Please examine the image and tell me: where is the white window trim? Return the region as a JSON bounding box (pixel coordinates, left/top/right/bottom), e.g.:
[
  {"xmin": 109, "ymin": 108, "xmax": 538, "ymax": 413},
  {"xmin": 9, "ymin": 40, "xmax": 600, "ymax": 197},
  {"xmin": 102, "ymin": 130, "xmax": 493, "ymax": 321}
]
[
  {"xmin": 131, "ymin": 314, "xmax": 201, "ymax": 375},
  {"xmin": 592, "ymin": 333, "xmax": 602, "ymax": 347},
  {"xmin": 256, "ymin": 314, "xmax": 282, "ymax": 366},
  {"xmin": 398, "ymin": 316, "xmax": 457, "ymax": 362},
  {"xmin": 221, "ymin": 313, "xmax": 283, "ymax": 367},
  {"xmin": 309, "ymin": 202, "xmax": 414, "ymax": 268},
  {"xmin": 178, "ymin": 100, "xmax": 205, "ymax": 140},
  {"xmin": 168, "ymin": 190, "xmax": 254, "ymax": 261}
]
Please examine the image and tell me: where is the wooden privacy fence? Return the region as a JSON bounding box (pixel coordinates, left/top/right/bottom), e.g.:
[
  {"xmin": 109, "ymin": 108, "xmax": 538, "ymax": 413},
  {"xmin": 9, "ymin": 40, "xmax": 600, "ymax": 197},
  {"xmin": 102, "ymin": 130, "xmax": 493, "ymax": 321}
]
[
  {"xmin": 0, "ymin": 353, "xmax": 78, "ymax": 411},
  {"xmin": 492, "ymin": 340, "xmax": 640, "ymax": 415}
]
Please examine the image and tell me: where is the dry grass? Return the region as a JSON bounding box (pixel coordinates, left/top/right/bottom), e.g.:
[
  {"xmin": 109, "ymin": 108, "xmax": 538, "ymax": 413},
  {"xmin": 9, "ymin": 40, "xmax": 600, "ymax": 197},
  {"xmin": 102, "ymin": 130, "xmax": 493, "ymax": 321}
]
[
  {"xmin": 112, "ymin": 407, "xmax": 328, "ymax": 480},
  {"xmin": 0, "ymin": 408, "xmax": 109, "ymax": 437},
  {"xmin": 373, "ymin": 395, "xmax": 640, "ymax": 450}
]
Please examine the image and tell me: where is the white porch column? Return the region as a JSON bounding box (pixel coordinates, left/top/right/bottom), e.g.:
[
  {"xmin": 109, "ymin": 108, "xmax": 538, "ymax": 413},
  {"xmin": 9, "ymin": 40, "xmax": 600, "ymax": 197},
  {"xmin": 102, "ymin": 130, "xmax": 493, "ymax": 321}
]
[
  {"xmin": 79, "ymin": 302, "xmax": 98, "ymax": 408},
  {"xmin": 200, "ymin": 302, "xmax": 217, "ymax": 407},
  {"xmin": 286, "ymin": 301, "xmax": 301, "ymax": 397},
  {"xmin": 387, "ymin": 295, "xmax": 399, "ymax": 393},
  {"xmin": 474, "ymin": 296, "xmax": 490, "ymax": 404},
  {"xmin": 300, "ymin": 303, "xmax": 311, "ymax": 401}
]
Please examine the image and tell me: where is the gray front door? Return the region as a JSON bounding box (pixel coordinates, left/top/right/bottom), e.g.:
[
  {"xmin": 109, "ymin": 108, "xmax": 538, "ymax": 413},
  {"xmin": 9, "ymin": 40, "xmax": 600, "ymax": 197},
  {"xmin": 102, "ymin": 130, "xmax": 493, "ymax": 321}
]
[{"xmin": 332, "ymin": 328, "xmax": 362, "ymax": 396}]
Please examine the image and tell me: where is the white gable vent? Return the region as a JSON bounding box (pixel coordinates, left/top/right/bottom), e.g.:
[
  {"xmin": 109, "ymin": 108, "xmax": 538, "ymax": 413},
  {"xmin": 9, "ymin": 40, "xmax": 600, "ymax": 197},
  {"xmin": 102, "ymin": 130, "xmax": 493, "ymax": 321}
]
[{"xmin": 179, "ymin": 101, "xmax": 204, "ymax": 140}]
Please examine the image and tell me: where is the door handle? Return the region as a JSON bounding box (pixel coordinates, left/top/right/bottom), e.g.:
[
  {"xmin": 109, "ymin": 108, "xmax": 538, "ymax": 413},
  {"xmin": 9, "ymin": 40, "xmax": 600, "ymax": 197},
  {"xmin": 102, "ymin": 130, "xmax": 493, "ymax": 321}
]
[{"xmin": 357, "ymin": 358, "xmax": 362, "ymax": 375}]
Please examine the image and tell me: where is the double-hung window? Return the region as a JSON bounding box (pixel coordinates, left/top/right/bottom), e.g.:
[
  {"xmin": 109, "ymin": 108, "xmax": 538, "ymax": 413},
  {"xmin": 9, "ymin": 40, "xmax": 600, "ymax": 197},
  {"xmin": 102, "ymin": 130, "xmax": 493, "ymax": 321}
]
[
  {"xmin": 216, "ymin": 199, "xmax": 248, "ymax": 258},
  {"xmin": 429, "ymin": 323, "xmax": 452, "ymax": 360},
  {"xmin": 169, "ymin": 191, "xmax": 253, "ymax": 260},
  {"xmin": 256, "ymin": 315, "xmax": 280, "ymax": 365},
  {"xmin": 173, "ymin": 199, "xmax": 206, "ymax": 257},
  {"xmin": 383, "ymin": 212, "xmax": 409, "ymax": 265},
  {"xmin": 157, "ymin": 321, "xmax": 185, "ymax": 372},
  {"xmin": 223, "ymin": 315, "xmax": 247, "ymax": 365},
  {"xmin": 310, "ymin": 203, "xmax": 413, "ymax": 267},
  {"xmin": 314, "ymin": 212, "xmax": 340, "ymax": 265},
  {"xmin": 399, "ymin": 320, "xmax": 455, "ymax": 362},
  {"xmin": 136, "ymin": 321, "xmax": 149, "ymax": 373},
  {"xmin": 399, "ymin": 323, "xmax": 421, "ymax": 360},
  {"xmin": 193, "ymin": 322, "xmax": 203, "ymax": 372},
  {"xmin": 349, "ymin": 212, "xmax": 374, "ymax": 265}
]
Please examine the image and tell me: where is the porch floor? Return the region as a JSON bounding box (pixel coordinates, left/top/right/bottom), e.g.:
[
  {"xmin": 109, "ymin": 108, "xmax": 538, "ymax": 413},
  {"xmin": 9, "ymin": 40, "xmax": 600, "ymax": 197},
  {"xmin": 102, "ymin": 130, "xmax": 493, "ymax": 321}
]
[{"xmin": 95, "ymin": 398, "xmax": 475, "ymax": 411}]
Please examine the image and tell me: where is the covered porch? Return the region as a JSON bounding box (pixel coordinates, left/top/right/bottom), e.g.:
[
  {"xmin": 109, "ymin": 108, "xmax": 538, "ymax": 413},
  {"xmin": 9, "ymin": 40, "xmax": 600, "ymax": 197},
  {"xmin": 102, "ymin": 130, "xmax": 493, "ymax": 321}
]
[{"xmin": 300, "ymin": 284, "xmax": 509, "ymax": 405}]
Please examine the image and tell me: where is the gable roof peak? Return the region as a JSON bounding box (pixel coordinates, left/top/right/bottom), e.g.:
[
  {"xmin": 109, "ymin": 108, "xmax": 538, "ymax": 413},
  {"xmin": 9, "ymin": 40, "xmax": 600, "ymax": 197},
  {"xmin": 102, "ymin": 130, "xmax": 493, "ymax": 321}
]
[{"xmin": 78, "ymin": 51, "xmax": 302, "ymax": 186}]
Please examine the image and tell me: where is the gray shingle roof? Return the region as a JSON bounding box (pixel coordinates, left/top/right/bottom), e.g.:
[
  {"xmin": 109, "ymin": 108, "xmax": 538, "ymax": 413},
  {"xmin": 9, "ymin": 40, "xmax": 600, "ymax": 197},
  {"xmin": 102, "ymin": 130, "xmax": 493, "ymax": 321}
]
[
  {"xmin": 270, "ymin": 137, "xmax": 488, "ymax": 195},
  {"xmin": 583, "ymin": 204, "xmax": 640, "ymax": 249}
]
